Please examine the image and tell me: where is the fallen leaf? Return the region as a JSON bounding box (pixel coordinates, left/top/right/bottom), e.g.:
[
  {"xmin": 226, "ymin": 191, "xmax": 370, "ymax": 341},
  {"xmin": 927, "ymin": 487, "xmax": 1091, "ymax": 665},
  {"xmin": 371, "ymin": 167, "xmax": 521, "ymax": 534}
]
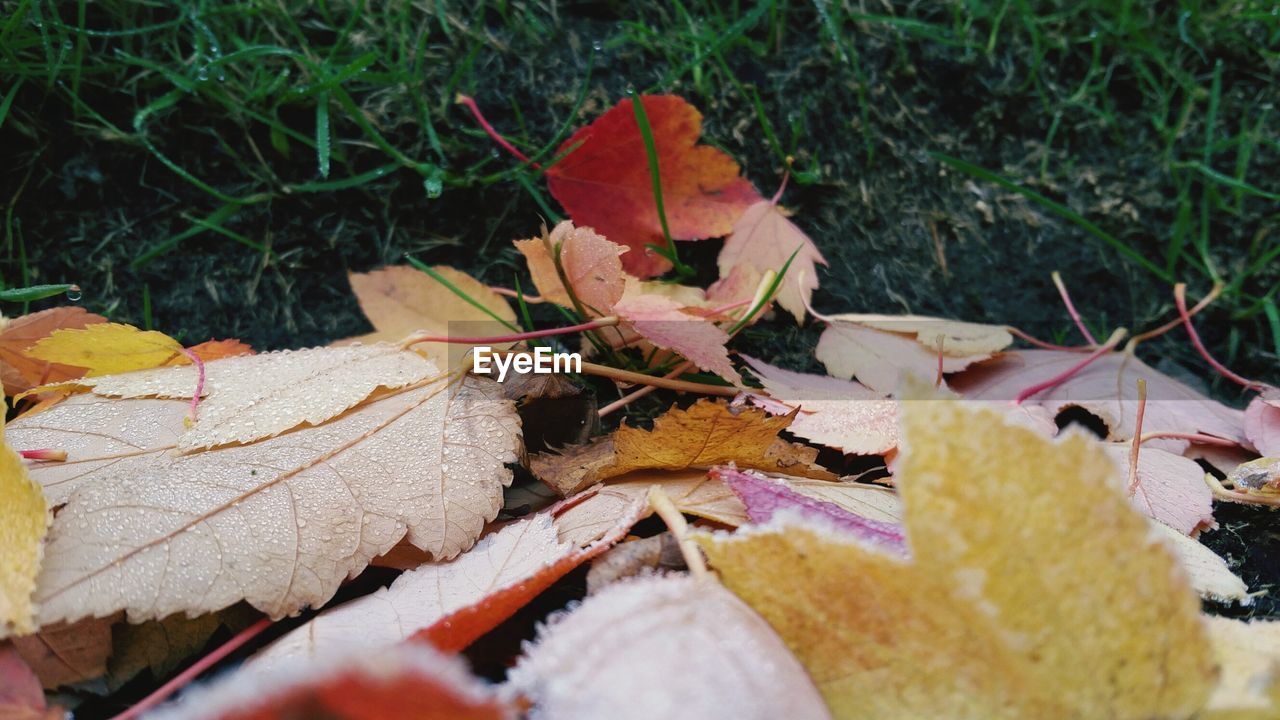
[
  {"xmin": 337, "ymin": 265, "xmax": 517, "ymax": 369},
  {"xmin": 1226, "ymin": 457, "xmax": 1280, "ymax": 493},
  {"xmin": 695, "ymin": 397, "xmax": 1216, "ymax": 719},
  {"xmin": 148, "ymin": 643, "xmax": 513, "ymax": 720},
  {"xmin": 585, "ymin": 533, "xmax": 685, "ymax": 594},
  {"xmin": 27, "ymin": 323, "xmax": 183, "ymax": 376},
  {"xmin": 17, "ymin": 344, "xmax": 442, "ymax": 454},
  {"xmin": 0, "ymin": 420, "xmax": 49, "ymax": 638},
  {"xmin": 506, "ymin": 574, "xmax": 831, "ymax": 720},
  {"xmin": 815, "ymin": 319, "xmax": 995, "ymax": 393},
  {"xmin": 529, "ymin": 399, "xmax": 835, "ymax": 495},
  {"xmin": 106, "ymin": 605, "xmax": 259, "ymax": 691},
  {"xmin": 613, "ymin": 294, "xmax": 740, "ymax": 384},
  {"xmin": 1203, "ymin": 616, "xmax": 1280, "ymax": 718},
  {"xmin": 951, "ymin": 349, "xmax": 1246, "ymax": 453},
  {"xmin": 179, "ymin": 339, "xmax": 255, "ymax": 363},
  {"xmin": 1150, "ymin": 522, "xmax": 1248, "ymax": 604},
  {"xmin": 1245, "ymin": 396, "xmax": 1280, "ymax": 456},
  {"xmin": 1104, "ymin": 445, "xmax": 1215, "ymax": 534},
  {"xmin": 11, "ymin": 614, "xmax": 116, "ymax": 689},
  {"xmin": 0, "ymin": 645, "xmax": 60, "ymax": 720},
  {"xmin": 15, "ymin": 372, "xmax": 520, "ymax": 627},
  {"xmin": 513, "ymin": 221, "xmax": 627, "ymax": 315},
  {"xmin": 0, "ymin": 307, "xmax": 105, "ymax": 396},
  {"xmin": 547, "ymin": 95, "xmax": 761, "ymax": 277},
  {"xmin": 835, "ymin": 313, "xmax": 1014, "ymax": 356},
  {"xmin": 742, "ymin": 355, "xmax": 898, "ymax": 455},
  {"xmin": 718, "ymin": 200, "xmax": 826, "ymax": 322},
  {"xmin": 252, "ymin": 491, "xmax": 644, "ymax": 669}
]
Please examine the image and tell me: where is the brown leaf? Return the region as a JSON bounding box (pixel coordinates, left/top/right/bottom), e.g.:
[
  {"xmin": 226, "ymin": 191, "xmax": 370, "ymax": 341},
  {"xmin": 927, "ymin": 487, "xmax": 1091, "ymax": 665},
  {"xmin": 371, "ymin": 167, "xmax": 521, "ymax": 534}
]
[
  {"xmin": 0, "ymin": 307, "xmax": 105, "ymax": 396},
  {"xmin": 14, "ymin": 371, "xmax": 520, "ymax": 628},
  {"xmin": 11, "ymin": 614, "xmax": 116, "ymax": 690}
]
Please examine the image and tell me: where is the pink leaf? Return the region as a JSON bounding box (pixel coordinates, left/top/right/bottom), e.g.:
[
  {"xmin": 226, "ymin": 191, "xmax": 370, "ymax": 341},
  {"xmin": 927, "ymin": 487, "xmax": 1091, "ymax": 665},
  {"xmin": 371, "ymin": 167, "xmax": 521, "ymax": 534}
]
[
  {"xmin": 1103, "ymin": 446, "xmax": 1215, "ymax": 535},
  {"xmin": 1245, "ymin": 396, "xmax": 1280, "ymax": 456},
  {"xmin": 614, "ymin": 294, "xmax": 740, "ymax": 384},
  {"xmin": 718, "ymin": 200, "xmax": 826, "ymax": 323}
]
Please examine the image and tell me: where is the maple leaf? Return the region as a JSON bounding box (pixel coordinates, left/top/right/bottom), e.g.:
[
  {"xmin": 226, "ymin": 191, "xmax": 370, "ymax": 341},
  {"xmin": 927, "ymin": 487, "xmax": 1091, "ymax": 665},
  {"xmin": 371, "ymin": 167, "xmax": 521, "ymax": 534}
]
[
  {"xmin": 742, "ymin": 355, "xmax": 899, "ymax": 455},
  {"xmin": 27, "ymin": 323, "xmax": 185, "ymax": 376},
  {"xmin": 547, "ymin": 95, "xmax": 761, "ymax": 277},
  {"xmin": 718, "ymin": 200, "xmax": 826, "ymax": 322},
  {"xmin": 695, "ymin": 397, "xmax": 1218, "ymax": 719},
  {"xmin": 10, "ymin": 614, "xmax": 115, "ymax": 689},
  {"xmin": 0, "ymin": 307, "xmax": 105, "ymax": 396},
  {"xmin": 1104, "ymin": 445, "xmax": 1214, "ymax": 535},
  {"xmin": 336, "ymin": 265, "xmax": 517, "ymax": 369},
  {"xmin": 148, "ymin": 643, "xmax": 513, "ymax": 720},
  {"xmin": 613, "ymin": 294, "xmax": 739, "ymax": 383},
  {"xmin": 513, "ymin": 221, "xmax": 628, "ymax": 315},
  {"xmin": 252, "ymin": 491, "xmax": 645, "ymax": 669},
  {"xmin": 1245, "ymin": 396, "xmax": 1280, "ymax": 456},
  {"xmin": 529, "ymin": 399, "xmax": 834, "ymax": 496},
  {"xmin": 15, "ymin": 344, "xmax": 443, "ymax": 459},
  {"xmin": 507, "ymin": 575, "xmax": 831, "ymax": 720},
  {"xmin": 815, "ymin": 315, "xmax": 1006, "ymax": 393},
  {"xmin": 950, "ymin": 349, "xmax": 1245, "ymax": 453},
  {"xmin": 0, "ymin": 421, "xmax": 49, "ymax": 639},
  {"xmin": 13, "ymin": 369, "xmax": 520, "ymax": 627}
]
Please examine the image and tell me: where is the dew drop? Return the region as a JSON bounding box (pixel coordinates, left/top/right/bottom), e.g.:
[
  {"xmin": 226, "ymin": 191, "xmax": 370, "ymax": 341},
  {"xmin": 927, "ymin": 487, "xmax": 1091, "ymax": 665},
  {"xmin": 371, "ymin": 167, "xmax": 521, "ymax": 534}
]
[
  {"xmin": 65, "ymin": 285, "xmax": 82, "ymax": 302},
  {"xmin": 197, "ymin": 66, "xmax": 209, "ymax": 81},
  {"xmin": 591, "ymin": 40, "xmax": 604, "ymax": 52}
]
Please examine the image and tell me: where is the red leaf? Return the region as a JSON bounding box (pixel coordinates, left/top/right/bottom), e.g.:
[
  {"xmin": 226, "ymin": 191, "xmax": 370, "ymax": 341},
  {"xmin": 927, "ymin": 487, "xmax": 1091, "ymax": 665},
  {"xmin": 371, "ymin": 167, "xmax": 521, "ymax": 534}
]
[
  {"xmin": 0, "ymin": 307, "xmax": 106, "ymax": 396},
  {"xmin": 547, "ymin": 95, "xmax": 761, "ymax": 277}
]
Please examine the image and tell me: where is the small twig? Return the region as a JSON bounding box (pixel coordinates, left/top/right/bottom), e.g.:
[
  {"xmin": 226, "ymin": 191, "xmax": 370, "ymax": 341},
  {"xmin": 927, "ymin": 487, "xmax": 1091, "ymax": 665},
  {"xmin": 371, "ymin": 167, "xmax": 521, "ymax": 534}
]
[
  {"xmin": 1126, "ymin": 379, "xmax": 1147, "ymax": 498},
  {"xmin": 1173, "ymin": 283, "xmax": 1262, "ymax": 391},
  {"xmin": 400, "ymin": 316, "xmax": 619, "ymax": 349},
  {"xmin": 1139, "ymin": 431, "xmax": 1240, "ymax": 447},
  {"xmin": 1014, "ymin": 327, "xmax": 1128, "ymax": 404},
  {"xmin": 934, "ymin": 336, "xmax": 945, "ymax": 387},
  {"xmin": 581, "ymin": 361, "xmax": 736, "ymax": 397},
  {"xmin": 454, "ymin": 94, "xmax": 537, "ymax": 167},
  {"xmin": 1052, "ymin": 271, "xmax": 1097, "ymax": 345},
  {"xmin": 489, "ymin": 285, "xmax": 548, "ymax": 304},
  {"xmin": 599, "ymin": 361, "xmax": 694, "ymax": 417},
  {"xmin": 1006, "ymin": 325, "xmax": 1093, "ymax": 352},
  {"xmin": 1128, "ymin": 282, "xmax": 1222, "ymax": 345},
  {"xmin": 111, "ymin": 617, "xmax": 273, "ymax": 720},
  {"xmin": 1205, "ymin": 473, "xmax": 1280, "ymax": 507},
  {"xmin": 647, "ymin": 486, "xmax": 708, "ymax": 580},
  {"xmin": 177, "ymin": 348, "xmax": 206, "ymax": 426}
]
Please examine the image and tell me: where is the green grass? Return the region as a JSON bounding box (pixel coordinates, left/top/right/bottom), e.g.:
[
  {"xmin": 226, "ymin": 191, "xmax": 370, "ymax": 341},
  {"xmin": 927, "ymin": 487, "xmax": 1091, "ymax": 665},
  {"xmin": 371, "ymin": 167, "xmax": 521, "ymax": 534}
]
[{"xmin": 1, "ymin": 0, "xmax": 1277, "ymax": 363}]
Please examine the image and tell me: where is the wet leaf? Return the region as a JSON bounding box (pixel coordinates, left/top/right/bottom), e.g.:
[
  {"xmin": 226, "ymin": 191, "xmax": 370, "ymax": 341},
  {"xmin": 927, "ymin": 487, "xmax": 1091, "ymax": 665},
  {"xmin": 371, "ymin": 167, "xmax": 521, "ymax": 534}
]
[
  {"xmin": 11, "ymin": 614, "xmax": 116, "ymax": 690},
  {"xmin": 0, "ymin": 307, "xmax": 105, "ymax": 396},
  {"xmin": 0, "ymin": 420, "xmax": 49, "ymax": 638},
  {"xmin": 507, "ymin": 575, "xmax": 830, "ymax": 720},
  {"xmin": 179, "ymin": 339, "xmax": 255, "ymax": 363},
  {"xmin": 613, "ymin": 294, "xmax": 739, "ymax": 384},
  {"xmin": 1104, "ymin": 445, "xmax": 1215, "ymax": 535},
  {"xmin": 27, "ymin": 323, "xmax": 182, "ymax": 377},
  {"xmin": 547, "ymin": 95, "xmax": 761, "ymax": 277},
  {"xmin": 513, "ymin": 221, "xmax": 627, "ymax": 315},
  {"xmin": 718, "ymin": 200, "xmax": 826, "ymax": 323}
]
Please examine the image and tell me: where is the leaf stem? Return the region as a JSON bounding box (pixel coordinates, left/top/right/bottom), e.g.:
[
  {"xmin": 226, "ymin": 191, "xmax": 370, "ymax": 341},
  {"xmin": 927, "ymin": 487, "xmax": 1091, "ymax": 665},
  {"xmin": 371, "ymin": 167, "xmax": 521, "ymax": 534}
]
[
  {"xmin": 1013, "ymin": 327, "xmax": 1128, "ymax": 404},
  {"xmin": 1126, "ymin": 379, "xmax": 1147, "ymax": 497},
  {"xmin": 1052, "ymin": 271, "xmax": 1097, "ymax": 345},
  {"xmin": 1173, "ymin": 283, "xmax": 1262, "ymax": 391},
  {"xmin": 1006, "ymin": 326, "xmax": 1092, "ymax": 352},
  {"xmin": 454, "ymin": 94, "xmax": 536, "ymax": 166},
  {"xmin": 178, "ymin": 347, "xmax": 206, "ymax": 425},
  {"xmin": 18, "ymin": 448, "xmax": 66, "ymax": 461},
  {"xmin": 400, "ymin": 316, "xmax": 618, "ymax": 348},
  {"xmin": 580, "ymin": 360, "xmax": 737, "ymax": 397},
  {"xmin": 647, "ymin": 486, "xmax": 708, "ymax": 580},
  {"xmin": 598, "ymin": 360, "xmax": 694, "ymax": 417}
]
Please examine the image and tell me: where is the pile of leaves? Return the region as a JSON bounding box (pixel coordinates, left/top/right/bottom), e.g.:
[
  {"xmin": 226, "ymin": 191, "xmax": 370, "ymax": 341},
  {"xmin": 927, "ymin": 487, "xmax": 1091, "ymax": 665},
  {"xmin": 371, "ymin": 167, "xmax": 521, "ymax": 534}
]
[{"xmin": 2, "ymin": 95, "xmax": 1279, "ymax": 720}]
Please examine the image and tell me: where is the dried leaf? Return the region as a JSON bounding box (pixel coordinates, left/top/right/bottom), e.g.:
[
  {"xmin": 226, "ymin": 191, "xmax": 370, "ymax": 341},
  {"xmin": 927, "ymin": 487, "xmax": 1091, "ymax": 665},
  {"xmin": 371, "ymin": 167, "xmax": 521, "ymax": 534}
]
[
  {"xmin": 613, "ymin": 294, "xmax": 739, "ymax": 384},
  {"xmin": 507, "ymin": 575, "xmax": 831, "ymax": 720},
  {"xmin": 148, "ymin": 643, "xmax": 514, "ymax": 720},
  {"xmin": 530, "ymin": 400, "xmax": 834, "ymax": 495},
  {"xmin": 0, "ymin": 307, "xmax": 105, "ymax": 396},
  {"xmin": 1202, "ymin": 616, "xmax": 1280, "ymax": 718},
  {"xmin": 106, "ymin": 606, "xmax": 258, "ymax": 691},
  {"xmin": 1151, "ymin": 523, "xmax": 1248, "ymax": 604},
  {"xmin": 1245, "ymin": 396, "xmax": 1280, "ymax": 457},
  {"xmin": 743, "ymin": 355, "xmax": 898, "ymax": 455},
  {"xmin": 951, "ymin": 350, "xmax": 1246, "ymax": 453},
  {"xmin": 547, "ymin": 95, "xmax": 761, "ymax": 277},
  {"xmin": 0, "ymin": 420, "xmax": 49, "ymax": 638},
  {"xmin": 1104, "ymin": 445, "xmax": 1215, "ymax": 535},
  {"xmin": 696, "ymin": 398, "xmax": 1216, "ymax": 719},
  {"xmin": 252, "ymin": 491, "xmax": 644, "ymax": 669},
  {"xmin": 718, "ymin": 200, "xmax": 826, "ymax": 322},
  {"xmin": 338, "ymin": 265, "xmax": 516, "ymax": 369},
  {"xmin": 835, "ymin": 314, "xmax": 1013, "ymax": 356},
  {"xmin": 11, "ymin": 615, "xmax": 116, "ymax": 690},
  {"xmin": 180, "ymin": 339, "xmax": 255, "ymax": 363},
  {"xmin": 1226, "ymin": 457, "xmax": 1280, "ymax": 493},
  {"xmin": 20, "ymin": 345, "xmax": 442, "ymax": 453},
  {"xmin": 513, "ymin": 221, "xmax": 627, "ymax": 315},
  {"xmin": 816, "ymin": 320, "xmax": 994, "ymax": 393},
  {"xmin": 16, "ymin": 373, "xmax": 519, "ymax": 627},
  {"xmin": 585, "ymin": 534, "xmax": 685, "ymax": 594},
  {"xmin": 27, "ymin": 323, "xmax": 183, "ymax": 376}
]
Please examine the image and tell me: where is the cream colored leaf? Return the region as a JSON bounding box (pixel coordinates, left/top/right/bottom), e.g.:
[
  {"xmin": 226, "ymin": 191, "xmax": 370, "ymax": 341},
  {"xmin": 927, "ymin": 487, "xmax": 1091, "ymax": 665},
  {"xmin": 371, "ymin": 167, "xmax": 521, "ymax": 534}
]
[
  {"xmin": 25, "ymin": 345, "xmax": 442, "ymax": 452},
  {"xmin": 507, "ymin": 575, "xmax": 831, "ymax": 720},
  {"xmin": 1150, "ymin": 522, "xmax": 1248, "ymax": 604},
  {"xmin": 816, "ymin": 321, "xmax": 993, "ymax": 393},
  {"xmin": 831, "ymin": 313, "xmax": 1013, "ymax": 357},
  {"xmin": 23, "ymin": 374, "xmax": 520, "ymax": 627},
  {"xmin": 1, "ymin": 419, "xmax": 50, "ymax": 638},
  {"xmin": 1202, "ymin": 616, "xmax": 1280, "ymax": 718},
  {"xmin": 718, "ymin": 200, "xmax": 826, "ymax": 323}
]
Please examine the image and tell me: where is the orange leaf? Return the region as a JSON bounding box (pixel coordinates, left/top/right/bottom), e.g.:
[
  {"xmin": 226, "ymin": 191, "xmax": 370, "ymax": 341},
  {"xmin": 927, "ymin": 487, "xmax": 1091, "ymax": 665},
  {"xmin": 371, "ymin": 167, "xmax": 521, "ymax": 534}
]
[
  {"xmin": 613, "ymin": 294, "xmax": 739, "ymax": 384},
  {"xmin": 179, "ymin": 339, "xmax": 255, "ymax": 363},
  {"xmin": 547, "ymin": 95, "xmax": 761, "ymax": 277},
  {"xmin": 512, "ymin": 221, "xmax": 627, "ymax": 315},
  {"xmin": 0, "ymin": 307, "xmax": 106, "ymax": 396}
]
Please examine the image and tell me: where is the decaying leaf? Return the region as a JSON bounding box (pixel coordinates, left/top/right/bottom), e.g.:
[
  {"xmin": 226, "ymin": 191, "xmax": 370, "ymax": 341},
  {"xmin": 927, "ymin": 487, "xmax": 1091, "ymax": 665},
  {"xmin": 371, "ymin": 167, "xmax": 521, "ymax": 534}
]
[
  {"xmin": 507, "ymin": 575, "xmax": 831, "ymax": 720},
  {"xmin": 149, "ymin": 643, "xmax": 513, "ymax": 720},
  {"xmin": 513, "ymin": 221, "xmax": 628, "ymax": 315},
  {"xmin": 1104, "ymin": 445, "xmax": 1214, "ymax": 535},
  {"xmin": 951, "ymin": 349, "xmax": 1245, "ymax": 453},
  {"xmin": 613, "ymin": 294, "xmax": 740, "ymax": 384},
  {"xmin": 695, "ymin": 398, "xmax": 1216, "ymax": 719},
  {"xmin": 585, "ymin": 533, "xmax": 685, "ymax": 594},
  {"xmin": 0, "ymin": 420, "xmax": 49, "ymax": 638},
  {"xmin": 106, "ymin": 605, "xmax": 259, "ymax": 691},
  {"xmin": 742, "ymin": 355, "xmax": 898, "ymax": 455},
  {"xmin": 11, "ymin": 614, "xmax": 116, "ymax": 690},
  {"xmin": 16, "ymin": 372, "xmax": 520, "ymax": 628},
  {"xmin": 530, "ymin": 399, "xmax": 834, "ymax": 495},
  {"xmin": 0, "ymin": 307, "xmax": 106, "ymax": 396},
  {"xmin": 1150, "ymin": 523, "xmax": 1248, "ymax": 604},
  {"xmin": 17, "ymin": 344, "xmax": 443, "ymax": 453},
  {"xmin": 27, "ymin": 323, "xmax": 183, "ymax": 376},
  {"xmin": 1226, "ymin": 456, "xmax": 1280, "ymax": 493},
  {"xmin": 815, "ymin": 319, "xmax": 997, "ymax": 393},
  {"xmin": 836, "ymin": 314, "xmax": 1013, "ymax": 356},
  {"xmin": 546, "ymin": 95, "xmax": 761, "ymax": 277},
  {"xmin": 1245, "ymin": 396, "xmax": 1280, "ymax": 457},
  {"xmin": 718, "ymin": 200, "xmax": 826, "ymax": 323},
  {"xmin": 337, "ymin": 265, "xmax": 517, "ymax": 369},
  {"xmin": 252, "ymin": 491, "xmax": 644, "ymax": 669}
]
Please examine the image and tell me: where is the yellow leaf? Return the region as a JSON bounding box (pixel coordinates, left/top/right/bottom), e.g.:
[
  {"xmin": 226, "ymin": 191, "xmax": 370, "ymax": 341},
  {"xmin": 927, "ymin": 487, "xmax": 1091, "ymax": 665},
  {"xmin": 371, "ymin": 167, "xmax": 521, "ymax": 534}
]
[
  {"xmin": 0, "ymin": 420, "xmax": 50, "ymax": 638},
  {"xmin": 1202, "ymin": 616, "xmax": 1280, "ymax": 718},
  {"xmin": 27, "ymin": 323, "xmax": 182, "ymax": 377},
  {"xmin": 696, "ymin": 398, "xmax": 1217, "ymax": 719}
]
